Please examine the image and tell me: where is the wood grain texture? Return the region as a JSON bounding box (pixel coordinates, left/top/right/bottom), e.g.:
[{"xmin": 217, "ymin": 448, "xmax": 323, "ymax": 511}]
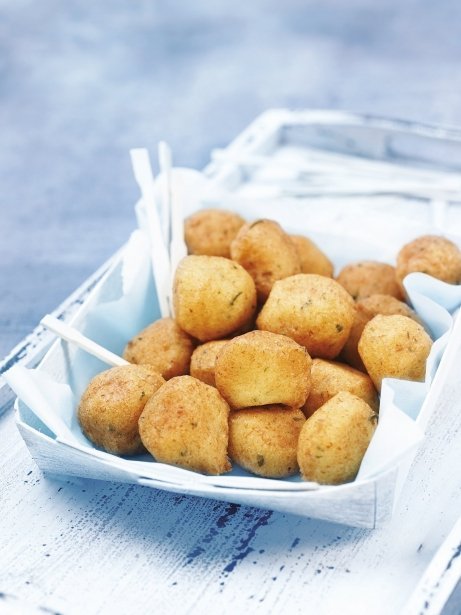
[{"xmin": 404, "ymin": 517, "xmax": 461, "ymax": 615}]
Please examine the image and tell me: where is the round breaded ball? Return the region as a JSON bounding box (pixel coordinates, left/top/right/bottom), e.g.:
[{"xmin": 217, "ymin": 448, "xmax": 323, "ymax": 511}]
[
  {"xmin": 303, "ymin": 359, "xmax": 378, "ymax": 418},
  {"xmin": 139, "ymin": 376, "xmax": 231, "ymax": 475},
  {"xmin": 396, "ymin": 235, "xmax": 461, "ymax": 291},
  {"xmin": 190, "ymin": 340, "xmax": 229, "ymax": 387},
  {"xmin": 123, "ymin": 317, "xmax": 194, "ymax": 380},
  {"xmin": 359, "ymin": 294, "xmax": 420, "ymax": 319},
  {"xmin": 358, "ymin": 314, "xmax": 432, "ymax": 390},
  {"xmin": 297, "ymin": 392, "xmax": 377, "ymax": 485},
  {"xmin": 230, "ymin": 219, "xmax": 301, "ymax": 302},
  {"xmin": 184, "ymin": 208, "xmax": 245, "ymax": 258},
  {"xmin": 290, "ymin": 234, "xmax": 334, "ymax": 277},
  {"xmin": 336, "ymin": 261, "xmax": 403, "ymax": 301},
  {"xmin": 215, "ymin": 330, "xmax": 312, "ymax": 409},
  {"xmin": 78, "ymin": 365, "xmax": 165, "ymax": 455},
  {"xmin": 257, "ymin": 274, "xmax": 355, "ymax": 359},
  {"xmin": 173, "ymin": 255, "xmax": 257, "ymax": 342},
  {"xmin": 229, "ymin": 406, "xmax": 305, "ymax": 478},
  {"xmin": 340, "ymin": 294, "xmax": 420, "ymax": 371}
]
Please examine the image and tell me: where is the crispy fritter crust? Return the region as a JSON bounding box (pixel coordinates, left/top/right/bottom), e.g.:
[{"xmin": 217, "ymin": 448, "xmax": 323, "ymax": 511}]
[
  {"xmin": 124, "ymin": 317, "xmax": 194, "ymax": 380},
  {"xmin": 336, "ymin": 261, "xmax": 403, "ymax": 301},
  {"xmin": 78, "ymin": 365, "xmax": 165, "ymax": 455},
  {"xmin": 290, "ymin": 234, "xmax": 334, "ymax": 277},
  {"xmin": 340, "ymin": 294, "xmax": 419, "ymax": 371},
  {"xmin": 298, "ymin": 391, "xmax": 377, "ymax": 484},
  {"xmin": 229, "ymin": 406, "xmax": 305, "ymax": 478},
  {"xmin": 358, "ymin": 314, "xmax": 432, "ymax": 390},
  {"xmin": 303, "ymin": 358, "xmax": 378, "ymax": 418},
  {"xmin": 396, "ymin": 235, "xmax": 461, "ymax": 291},
  {"xmin": 190, "ymin": 340, "xmax": 229, "ymax": 387},
  {"xmin": 184, "ymin": 208, "xmax": 245, "ymax": 258},
  {"xmin": 139, "ymin": 375, "xmax": 231, "ymax": 475},
  {"xmin": 230, "ymin": 219, "xmax": 301, "ymax": 302},
  {"xmin": 173, "ymin": 255, "xmax": 257, "ymax": 342},
  {"xmin": 257, "ymin": 274, "xmax": 355, "ymax": 359},
  {"xmin": 215, "ymin": 330, "xmax": 312, "ymax": 409}
]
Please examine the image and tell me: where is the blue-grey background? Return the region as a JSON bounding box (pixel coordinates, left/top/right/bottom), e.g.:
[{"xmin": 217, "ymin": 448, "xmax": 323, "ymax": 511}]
[{"xmin": 2, "ymin": 0, "xmax": 461, "ymax": 357}]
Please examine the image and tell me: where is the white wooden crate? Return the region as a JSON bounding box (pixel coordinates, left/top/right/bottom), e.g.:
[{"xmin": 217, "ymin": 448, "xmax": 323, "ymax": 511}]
[{"xmin": 7, "ymin": 109, "xmax": 461, "ymax": 531}]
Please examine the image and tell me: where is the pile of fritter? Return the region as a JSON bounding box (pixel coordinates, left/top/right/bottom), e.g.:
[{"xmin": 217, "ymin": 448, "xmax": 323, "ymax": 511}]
[{"xmin": 78, "ymin": 208, "xmax": 461, "ymax": 484}]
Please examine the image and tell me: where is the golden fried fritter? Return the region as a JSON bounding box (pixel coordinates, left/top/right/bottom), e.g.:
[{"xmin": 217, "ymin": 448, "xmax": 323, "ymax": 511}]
[
  {"xmin": 396, "ymin": 235, "xmax": 461, "ymax": 291},
  {"xmin": 78, "ymin": 365, "xmax": 165, "ymax": 455},
  {"xmin": 173, "ymin": 255, "xmax": 257, "ymax": 341},
  {"xmin": 190, "ymin": 340, "xmax": 229, "ymax": 387},
  {"xmin": 215, "ymin": 330, "xmax": 312, "ymax": 409},
  {"xmin": 257, "ymin": 274, "xmax": 355, "ymax": 359},
  {"xmin": 123, "ymin": 317, "xmax": 194, "ymax": 380},
  {"xmin": 139, "ymin": 375, "xmax": 231, "ymax": 475},
  {"xmin": 340, "ymin": 294, "xmax": 420, "ymax": 371},
  {"xmin": 303, "ymin": 358, "xmax": 378, "ymax": 418},
  {"xmin": 230, "ymin": 219, "xmax": 301, "ymax": 302},
  {"xmin": 358, "ymin": 314, "xmax": 432, "ymax": 390},
  {"xmin": 290, "ymin": 234, "xmax": 334, "ymax": 277},
  {"xmin": 336, "ymin": 261, "xmax": 403, "ymax": 301},
  {"xmin": 229, "ymin": 406, "xmax": 305, "ymax": 478},
  {"xmin": 297, "ymin": 391, "xmax": 377, "ymax": 484},
  {"xmin": 184, "ymin": 208, "xmax": 245, "ymax": 258}
]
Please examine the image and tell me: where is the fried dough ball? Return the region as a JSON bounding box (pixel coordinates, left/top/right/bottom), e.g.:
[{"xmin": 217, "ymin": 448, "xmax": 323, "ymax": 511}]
[
  {"xmin": 184, "ymin": 208, "xmax": 245, "ymax": 258},
  {"xmin": 230, "ymin": 219, "xmax": 301, "ymax": 302},
  {"xmin": 297, "ymin": 391, "xmax": 377, "ymax": 484},
  {"xmin": 229, "ymin": 406, "xmax": 305, "ymax": 478},
  {"xmin": 290, "ymin": 234, "xmax": 334, "ymax": 277},
  {"xmin": 257, "ymin": 274, "xmax": 355, "ymax": 359},
  {"xmin": 340, "ymin": 294, "xmax": 420, "ymax": 371},
  {"xmin": 215, "ymin": 330, "xmax": 312, "ymax": 409},
  {"xmin": 78, "ymin": 365, "xmax": 165, "ymax": 455},
  {"xmin": 173, "ymin": 255, "xmax": 257, "ymax": 342},
  {"xmin": 336, "ymin": 260, "xmax": 403, "ymax": 301},
  {"xmin": 139, "ymin": 376, "xmax": 231, "ymax": 475},
  {"xmin": 303, "ymin": 359, "xmax": 378, "ymax": 418},
  {"xmin": 190, "ymin": 340, "xmax": 229, "ymax": 387},
  {"xmin": 358, "ymin": 314, "xmax": 432, "ymax": 390},
  {"xmin": 396, "ymin": 235, "xmax": 461, "ymax": 291},
  {"xmin": 359, "ymin": 293, "xmax": 420, "ymax": 319},
  {"xmin": 123, "ymin": 318, "xmax": 194, "ymax": 380}
]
